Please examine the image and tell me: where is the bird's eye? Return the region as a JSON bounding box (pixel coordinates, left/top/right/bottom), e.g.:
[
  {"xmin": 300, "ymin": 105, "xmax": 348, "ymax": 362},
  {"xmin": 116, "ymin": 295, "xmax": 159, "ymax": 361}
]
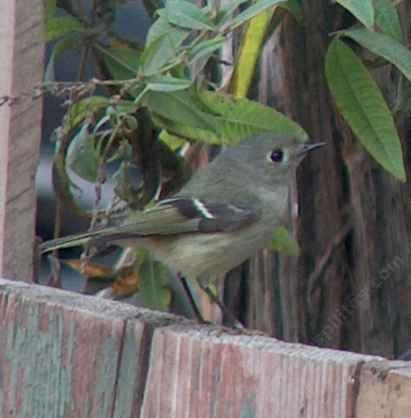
[{"xmin": 270, "ymin": 148, "xmax": 284, "ymax": 163}]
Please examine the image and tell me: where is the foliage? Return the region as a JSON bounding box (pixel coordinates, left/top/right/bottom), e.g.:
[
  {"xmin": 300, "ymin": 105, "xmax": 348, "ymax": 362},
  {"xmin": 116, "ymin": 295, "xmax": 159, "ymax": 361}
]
[
  {"xmin": 44, "ymin": 0, "xmax": 307, "ymax": 200},
  {"xmin": 42, "ymin": 0, "xmax": 410, "ymax": 309},
  {"xmin": 326, "ymin": 0, "xmax": 407, "ymax": 181},
  {"xmin": 43, "ymin": 0, "xmax": 305, "ymax": 309},
  {"xmin": 326, "ymin": 38, "xmax": 405, "ymax": 180}
]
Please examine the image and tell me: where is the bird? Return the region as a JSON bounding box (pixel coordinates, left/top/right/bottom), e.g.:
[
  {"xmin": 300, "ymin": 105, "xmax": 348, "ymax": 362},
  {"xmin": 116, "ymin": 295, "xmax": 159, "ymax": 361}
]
[{"xmin": 41, "ymin": 133, "xmax": 323, "ymax": 294}]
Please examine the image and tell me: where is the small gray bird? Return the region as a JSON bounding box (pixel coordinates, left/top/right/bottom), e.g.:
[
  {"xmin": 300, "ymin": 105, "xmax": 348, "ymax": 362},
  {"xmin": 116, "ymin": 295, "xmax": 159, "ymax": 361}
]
[{"xmin": 41, "ymin": 133, "xmax": 323, "ymax": 288}]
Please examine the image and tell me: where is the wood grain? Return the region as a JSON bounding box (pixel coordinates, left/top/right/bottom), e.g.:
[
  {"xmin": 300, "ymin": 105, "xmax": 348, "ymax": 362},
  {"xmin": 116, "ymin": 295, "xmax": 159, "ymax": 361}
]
[
  {"xmin": 356, "ymin": 360, "xmax": 411, "ymax": 418},
  {"xmin": 0, "ymin": 278, "xmax": 410, "ymax": 418},
  {"xmin": 140, "ymin": 326, "xmax": 383, "ymax": 418},
  {"xmin": 0, "ymin": 0, "xmax": 44, "ymax": 281},
  {"xmin": 0, "ymin": 278, "xmax": 182, "ymax": 418}
]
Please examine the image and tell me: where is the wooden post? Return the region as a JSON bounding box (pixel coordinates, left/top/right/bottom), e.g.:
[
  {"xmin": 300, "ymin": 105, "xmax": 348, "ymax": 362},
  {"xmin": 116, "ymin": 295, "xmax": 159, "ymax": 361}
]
[
  {"xmin": 0, "ymin": 278, "xmax": 410, "ymax": 418},
  {"xmin": 0, "ymin": 0, "xmax": 44, "ymax": 282},
  {"xmin": 0, "ymin": 278, "xmax": 184, "ymax": 418}
]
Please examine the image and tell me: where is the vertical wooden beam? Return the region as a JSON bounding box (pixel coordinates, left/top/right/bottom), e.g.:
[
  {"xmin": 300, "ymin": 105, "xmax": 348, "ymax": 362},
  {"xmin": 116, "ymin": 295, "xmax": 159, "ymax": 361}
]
[{"xmin": 0, "ymin": 0, "xmax": 44, "ymax": 281}]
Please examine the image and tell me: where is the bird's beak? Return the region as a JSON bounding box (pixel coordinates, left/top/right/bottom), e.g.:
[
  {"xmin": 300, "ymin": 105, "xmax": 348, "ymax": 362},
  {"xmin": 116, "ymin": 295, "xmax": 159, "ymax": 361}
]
[{"xmin": 297, "ymin": 142, "xmax": 326, "ymax": 156}]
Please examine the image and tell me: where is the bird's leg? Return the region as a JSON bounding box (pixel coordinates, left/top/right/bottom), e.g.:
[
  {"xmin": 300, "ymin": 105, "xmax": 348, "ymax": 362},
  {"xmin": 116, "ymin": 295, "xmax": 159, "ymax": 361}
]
[
  {"xmin": 178, "ymin": 273, "xmax": 244, "ymax": 328},
  {"xmin": 177, "ymin": 273, "xmax": 207, "ymax": 323},
  {"xmin": 199, "ymin": 284, "xmax": 244, "ymax": 329}
]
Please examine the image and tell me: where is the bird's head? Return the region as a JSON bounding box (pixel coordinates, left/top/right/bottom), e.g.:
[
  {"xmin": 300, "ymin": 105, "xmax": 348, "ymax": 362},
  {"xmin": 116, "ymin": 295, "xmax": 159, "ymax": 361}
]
[{"xmin": 231, "ymin": 133, "xmax": 325, "ymax": 184}]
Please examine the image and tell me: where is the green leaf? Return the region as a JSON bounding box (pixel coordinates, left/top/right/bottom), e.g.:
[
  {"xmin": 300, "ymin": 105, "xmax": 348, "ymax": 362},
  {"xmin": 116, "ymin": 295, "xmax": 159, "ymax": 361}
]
[
  {"xmin": 112, "ymin": 100, "xmax": 140, "ymax": 115},
  {"xmin": 198, "ymin": 90, "xmax": 307, "ymax": 142},
  {"xmin": 146, "ymin": 13, "xmax": 190, "ymax": 46},
  {"xmin": 147, "ymin": 74, "xmax": 193, "ymax": 92},
  {"xmin": 342, "ymin": 28, "xmax": 411, "ymax": 82},
  {"xmin": 325, "ymin": 39, "xmax": 405, "ymax": 181},
  {"xmin": 189, "ymin": 36, "xmax": 225, "ymax": 62},
  {"xmin": 147, "ymin": 89, "xmax": 307, "ymax": 144},
  {"xmin": 231, "ymin": 7, "xmax": 274, "ymax": 97},
  {"xmin": 229, "ymin": 0, "xmax": 286, "ymax": 30},
  {"xmin": 140, "ymin": 32, "xmax": 184, "ymax": 76},
  {"xmin": 230, "ymin": 1, "xmax": 302, "ymax": 97},
  {"xmin": 272, "ymin": 226, "xmax": 299, "ymax": 256},
  {"xmin": 66, "ymin": 124, "xmax": 99, "ymax": 182},
  {"xmin": 374, "ymin": 0, "xmax": 402, "ymax": 41},
  {"xmin": 159, "ymin": 130, "xmax": 187, "ymax": 150},
  {"xmin": 46, "ymin": 16, "xmax": 86, "ymax": 42},
  {"xmin": 144, "ymin": 89, "xmax": 218, "ymax": 132},
  {"xmin": 66, "ymin": 96, "xmax": 110, "ymax": 129},
  {"xmin": 165, "ymin": 0, "xmax": 216, "ymax": 30},
  {"xmin": 188, "ymin": 36, "xmax": 225, "ymax": 78},
  {"xmin": 98, "ymin": 44, "xmax": 140, "ymax": 80},
  {"xmin": 135, "ymin": 249, "xmax": 171, "ymax": 311},
  {"xmin": 335, "ymin": 0, "xmax": 374, "ymax": 28}
]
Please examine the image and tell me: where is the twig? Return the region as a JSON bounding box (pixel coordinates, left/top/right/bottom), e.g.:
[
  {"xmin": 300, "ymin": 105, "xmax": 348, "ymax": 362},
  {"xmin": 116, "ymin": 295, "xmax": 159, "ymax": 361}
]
[
  {"xmin": 77, "ymin": 46, "xmax": 90, "ymax": 81},
  {"xmin": 306, "ymin": 221, "xmax": 353, "ymax": 312},
  {"xmin": 0, "ymin": 77, "xmax": 139, "ymax": 108}
]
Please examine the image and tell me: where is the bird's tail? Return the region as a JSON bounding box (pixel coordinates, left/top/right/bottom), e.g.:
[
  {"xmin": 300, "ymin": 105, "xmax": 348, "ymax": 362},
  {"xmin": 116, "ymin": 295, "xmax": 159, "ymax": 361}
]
[{"xmin": 40, "ymin": 229, "xmax": 109, "ymax": 253}]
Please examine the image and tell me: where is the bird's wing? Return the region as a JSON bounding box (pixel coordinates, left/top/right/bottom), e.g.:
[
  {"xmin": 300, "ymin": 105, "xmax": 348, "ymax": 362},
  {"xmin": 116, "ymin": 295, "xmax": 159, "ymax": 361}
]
[
  {"xmin": 144, "ymin": 197, "xmax": 259, "ymax": 233},
  {"xmin": 96, "ymin": 197, "xmax": 260, "ymax": 241},
  {"xmin": 40, "ymin": 197, "xmax": 260, "ymax": 253}
]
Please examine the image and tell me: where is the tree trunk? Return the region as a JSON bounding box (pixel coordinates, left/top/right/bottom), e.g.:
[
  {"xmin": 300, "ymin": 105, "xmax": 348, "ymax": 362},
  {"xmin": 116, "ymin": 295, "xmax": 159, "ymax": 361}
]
[{"xmin": 234, "ymin": 0, "xmax": 411, "ymax": 358}]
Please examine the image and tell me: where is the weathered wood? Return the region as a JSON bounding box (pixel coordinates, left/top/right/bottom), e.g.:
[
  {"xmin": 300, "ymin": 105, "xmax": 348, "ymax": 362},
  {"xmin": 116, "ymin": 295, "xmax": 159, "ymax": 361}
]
[
  {"xmin": 356, "ymin": 360, "xmax": 411, "ymax": 418},
  {"xmin": 0, "ymin": 0, "xmax": 44, "ymax": 281},
  {"xmin": 140, "ymin": 326, "xmax": 382, "ymax": 418},
  {"xmin": 0, "ymin": 278, "xmax": 410, "ymax": 418},
  {"xmin": 112, "ymin": 311, "xmax": 186, "ymax": 418},
  {"xmin": 0, "ymin": 278, "xmax": 183, "ymax": 418}
]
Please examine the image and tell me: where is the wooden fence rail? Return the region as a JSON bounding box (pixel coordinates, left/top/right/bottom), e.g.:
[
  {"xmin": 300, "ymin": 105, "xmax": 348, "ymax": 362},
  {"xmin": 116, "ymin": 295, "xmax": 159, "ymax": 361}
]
[{"xmin": 0, "ymin": 277, "xmax": 410, "ymax": 418}]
